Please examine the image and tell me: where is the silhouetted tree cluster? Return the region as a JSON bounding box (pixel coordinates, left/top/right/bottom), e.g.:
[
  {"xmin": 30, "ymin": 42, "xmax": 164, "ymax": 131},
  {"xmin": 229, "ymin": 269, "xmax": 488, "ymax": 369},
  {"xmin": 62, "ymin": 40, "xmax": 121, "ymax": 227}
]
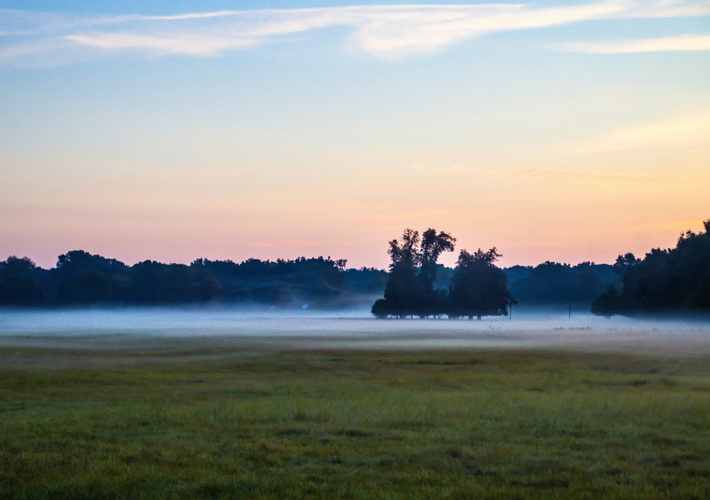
[
  {"xmin": 449, "ymin": 248, "xmax": 514, "ymax": 320},
  {"xmin": 592, "ymin": 220, "xmax": 710, "ymax": 316},
  {"xmin": 372, "ymin": 229, "xmax": 515, "ymax": 319},
  {"xmin": 0, "ymin": 250, "xmax": 364, "ymax": 308}
]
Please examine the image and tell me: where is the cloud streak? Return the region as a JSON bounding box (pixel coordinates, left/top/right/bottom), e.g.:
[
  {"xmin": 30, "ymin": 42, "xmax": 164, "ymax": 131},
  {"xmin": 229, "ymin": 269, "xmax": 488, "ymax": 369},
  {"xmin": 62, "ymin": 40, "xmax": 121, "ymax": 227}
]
[
  {"xmin": 559, "ymin": 34, "xmax": 710, "ymax": 53},
  {"xmin": 494, "ymin": 167, "xmax": 665, "ymax": 184},
  {"xmin": 567, "ymin": 111, "xmax": 710, "ymax": 154},
  {"xmin": 1, "ymin": 1, "xmax": 709, "ymax": 66},
  {"xmin": 63, "ymin": 33, "xmax": 260, "ymax": 55}
]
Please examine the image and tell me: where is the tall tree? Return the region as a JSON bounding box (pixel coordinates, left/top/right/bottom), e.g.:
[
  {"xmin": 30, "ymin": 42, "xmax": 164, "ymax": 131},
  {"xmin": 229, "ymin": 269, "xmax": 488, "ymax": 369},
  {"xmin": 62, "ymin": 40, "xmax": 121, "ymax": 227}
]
[
  {"xmin": 419, "ymin": 229, "xmax": 456, "ymax": 289},
  {"xmin": 378, "ymin": 229, "xmax": 424, "ymax": 317},
  {"xmin": 373, "ymin": 228, "xmax": 456, "ymax": 318},
  {"xmin": 418, "ymin": 229, "xmax": 456, "ymax": 317},
  {"xmin": 448, "ymin": 248, "xmax": 514, "ymax": 320},
  {"xmin": 387, "ymin": 228, "xmax": 421, "ymax": 268},
  {"xmin": 379, "ymin": 259, "xmax": 425, "ymax": 317}
]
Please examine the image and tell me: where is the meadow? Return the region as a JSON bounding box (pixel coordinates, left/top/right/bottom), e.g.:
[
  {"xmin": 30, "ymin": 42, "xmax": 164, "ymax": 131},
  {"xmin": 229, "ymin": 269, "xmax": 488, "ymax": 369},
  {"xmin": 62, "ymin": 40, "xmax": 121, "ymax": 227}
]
[{"xmin": 1, "ymin": 334, "xmax": 710, "ymax": 499}]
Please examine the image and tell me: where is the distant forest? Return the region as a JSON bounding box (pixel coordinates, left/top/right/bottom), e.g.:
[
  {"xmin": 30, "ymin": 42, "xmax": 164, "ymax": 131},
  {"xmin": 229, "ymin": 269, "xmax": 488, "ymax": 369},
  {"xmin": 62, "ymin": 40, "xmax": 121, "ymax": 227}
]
[
  {"xmin": 0, "ymin": 248, "xmax": 615, "ymax": 312},
  {"xmin": 0, "ymin": 252, "xmax": 382, "ymax": 309},
  {"xmin": 592, "ymin": 220, "xmax": 710, "ymax": 316},
  {"xmin": 1, "ymin": 219, "xmax": 708, "ymax": 316}
]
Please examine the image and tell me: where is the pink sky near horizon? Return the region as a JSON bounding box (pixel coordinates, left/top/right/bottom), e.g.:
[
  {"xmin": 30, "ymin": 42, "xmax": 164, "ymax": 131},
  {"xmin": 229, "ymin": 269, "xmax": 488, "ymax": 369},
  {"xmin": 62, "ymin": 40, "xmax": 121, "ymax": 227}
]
[
  {"xmin": 3, "ymin": 206, "xmax": 706, "ymax": 270},
  {"xmin": 3, "ymin": 121, "xmax": 708, "ymax": 270}
]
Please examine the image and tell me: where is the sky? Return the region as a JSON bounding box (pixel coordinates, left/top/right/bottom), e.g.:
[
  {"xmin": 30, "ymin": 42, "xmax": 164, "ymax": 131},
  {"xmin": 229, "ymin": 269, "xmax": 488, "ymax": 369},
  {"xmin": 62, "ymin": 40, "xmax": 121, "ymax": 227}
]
[{"xmin": 1, "ymin": 0, "xmax": 709, "ymax": 270}]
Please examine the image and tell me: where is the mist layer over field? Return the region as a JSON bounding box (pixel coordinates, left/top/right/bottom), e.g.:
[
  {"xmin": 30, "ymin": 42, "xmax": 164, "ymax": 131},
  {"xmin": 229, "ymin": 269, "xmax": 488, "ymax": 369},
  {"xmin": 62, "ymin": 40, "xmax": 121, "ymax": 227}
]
[
  {"xmin": 2, "ymin": 309, "xmax": 710, "ymax": 498},
  {"xmin": 1, "ymin": 307, "xmax": 708, "ymax": 356}
]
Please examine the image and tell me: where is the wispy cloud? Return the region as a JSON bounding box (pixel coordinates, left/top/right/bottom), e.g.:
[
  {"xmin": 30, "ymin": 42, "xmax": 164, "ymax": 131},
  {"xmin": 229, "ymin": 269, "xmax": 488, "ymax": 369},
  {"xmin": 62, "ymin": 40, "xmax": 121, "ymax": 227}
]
[
  {"xmin": 419, "ymin": 163, "xmax": 665, "ymax": 184},
  {"xmin": 559, "ymin": 34, "xmax": 710, "ymax": 53},
  {"xmin": 493, "ymin": 167, "xmax": 665, "ymax": 183},
  {"xmin": 567, "ymin": 111, "xmax": 710, "ymax": 154},
  {"xmin": 63, "ymin": 33, "xmax": 260, "ymax": 55},
  {"xmin": 1, "ymin": 1, "xmax": 709, "ymax": 66}
]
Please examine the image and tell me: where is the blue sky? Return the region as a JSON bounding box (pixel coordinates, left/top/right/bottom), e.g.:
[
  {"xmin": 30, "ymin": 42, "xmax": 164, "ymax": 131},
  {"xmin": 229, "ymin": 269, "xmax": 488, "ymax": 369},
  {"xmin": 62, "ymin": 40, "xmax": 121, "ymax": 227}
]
[{"xmin": 1, "ymin": 1, "xmax": 709, "ymax": 268}]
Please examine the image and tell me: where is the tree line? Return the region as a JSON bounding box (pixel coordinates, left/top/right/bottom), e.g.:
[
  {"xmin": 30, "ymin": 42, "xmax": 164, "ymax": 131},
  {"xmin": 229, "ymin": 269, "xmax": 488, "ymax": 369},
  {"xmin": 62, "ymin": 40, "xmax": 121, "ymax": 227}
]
[
  {"xmin": 2, "ymin": 219, "xmax": 707, "ymax": 315},
  {"xmin": 505, "ymin": 261, "xmax": 617, "ymax": 308},
  {"xmin": 0, "ymin": 250, "xmax": 375, "ymax": 308}
]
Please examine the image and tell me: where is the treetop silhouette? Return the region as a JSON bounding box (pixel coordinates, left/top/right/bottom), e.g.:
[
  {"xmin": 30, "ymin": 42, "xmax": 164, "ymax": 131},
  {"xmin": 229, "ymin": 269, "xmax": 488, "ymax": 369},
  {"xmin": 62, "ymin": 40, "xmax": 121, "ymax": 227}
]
[{"xmin": 372, "ymin": 229, "xmax": 514, "ymax": 319}]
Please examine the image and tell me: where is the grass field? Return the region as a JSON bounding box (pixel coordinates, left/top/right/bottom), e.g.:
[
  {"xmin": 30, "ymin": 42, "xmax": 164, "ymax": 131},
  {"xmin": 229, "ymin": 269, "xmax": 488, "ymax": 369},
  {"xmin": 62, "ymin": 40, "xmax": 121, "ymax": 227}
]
[{"xmin": 1, "ymin": 340, "xmax": 709, "ymax": 499}]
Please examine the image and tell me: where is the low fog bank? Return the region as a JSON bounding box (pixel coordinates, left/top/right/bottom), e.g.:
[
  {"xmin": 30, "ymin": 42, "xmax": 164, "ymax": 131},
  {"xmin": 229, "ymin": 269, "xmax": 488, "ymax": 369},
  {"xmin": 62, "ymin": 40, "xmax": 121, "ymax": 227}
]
[{"xmin": 0, "ymin": 306, "xmax": 708, "ymax": 355}]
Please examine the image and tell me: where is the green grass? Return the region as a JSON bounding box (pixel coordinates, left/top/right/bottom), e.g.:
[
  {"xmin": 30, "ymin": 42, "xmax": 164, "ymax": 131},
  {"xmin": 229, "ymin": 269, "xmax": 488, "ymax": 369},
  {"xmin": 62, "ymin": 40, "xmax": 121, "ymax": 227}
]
[{"xmin": 1, "ymin": 344, "xmax": 709, "ymax": 499}]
